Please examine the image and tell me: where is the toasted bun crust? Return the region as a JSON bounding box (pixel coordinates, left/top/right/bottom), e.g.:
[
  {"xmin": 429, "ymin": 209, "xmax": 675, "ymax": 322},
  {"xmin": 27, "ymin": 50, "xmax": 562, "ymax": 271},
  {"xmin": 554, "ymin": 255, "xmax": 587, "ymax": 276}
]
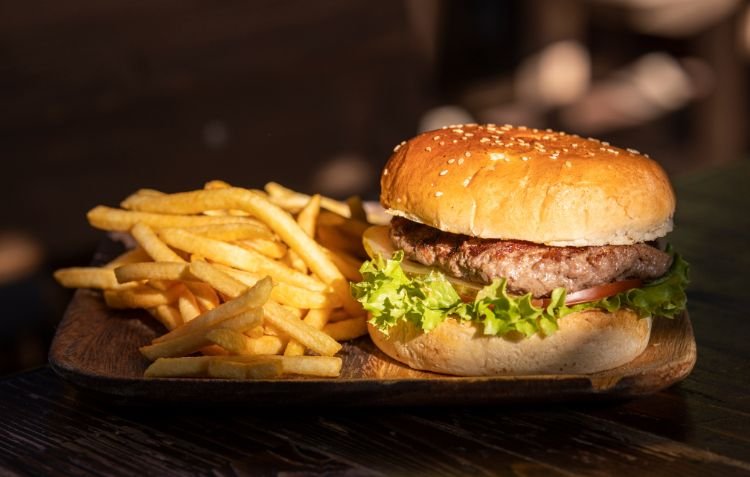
[
  {"xmin": 368, "ymin": 309, "xmax": 651, "ymax": 376},
  {"xmin": 381, "ymin": 125, "xmax": 675, "ymax": 246}
]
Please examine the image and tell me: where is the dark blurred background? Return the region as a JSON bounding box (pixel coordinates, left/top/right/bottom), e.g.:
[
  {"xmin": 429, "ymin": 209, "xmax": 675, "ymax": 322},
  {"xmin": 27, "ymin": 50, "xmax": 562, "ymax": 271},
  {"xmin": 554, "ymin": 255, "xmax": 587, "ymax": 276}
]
[{"xmin": 1, "ymin": 0, "xmax": 748, "ymax": 374}]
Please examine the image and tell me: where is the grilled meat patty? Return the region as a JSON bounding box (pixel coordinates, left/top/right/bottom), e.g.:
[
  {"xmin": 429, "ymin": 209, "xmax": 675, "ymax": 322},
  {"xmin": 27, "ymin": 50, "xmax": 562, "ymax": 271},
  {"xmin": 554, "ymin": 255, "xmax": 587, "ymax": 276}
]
[{"xmin": 390, "ymin": 217, "xmax": 672, "ymax": 298}]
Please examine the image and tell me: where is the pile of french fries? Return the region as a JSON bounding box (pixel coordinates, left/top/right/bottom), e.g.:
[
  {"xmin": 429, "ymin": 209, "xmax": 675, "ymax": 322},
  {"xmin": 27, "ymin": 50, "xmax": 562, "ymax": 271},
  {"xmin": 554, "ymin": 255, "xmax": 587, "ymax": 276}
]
[{"xmin": 54, "ymin": 180, "xmax": 373, "ymax": 379}]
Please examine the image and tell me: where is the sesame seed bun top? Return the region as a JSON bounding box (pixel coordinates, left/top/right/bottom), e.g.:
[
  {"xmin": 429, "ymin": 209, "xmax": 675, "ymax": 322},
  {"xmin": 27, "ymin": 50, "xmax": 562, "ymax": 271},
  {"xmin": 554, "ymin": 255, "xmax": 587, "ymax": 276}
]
[{"xmin": 380, "ymin": 124, "xmax": 676, "ymax": 246}]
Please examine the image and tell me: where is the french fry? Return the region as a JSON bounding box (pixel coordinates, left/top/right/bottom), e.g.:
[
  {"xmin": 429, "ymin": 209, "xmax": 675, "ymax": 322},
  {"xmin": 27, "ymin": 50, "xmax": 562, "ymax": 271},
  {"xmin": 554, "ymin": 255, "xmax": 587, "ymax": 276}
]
[
  {"xmin": 144, "ymin": 356, "xmax": 211, "ymax": 378},
  {"xmin": 177, "ymin": 288, "xmax": 201, "ymax": 322},
  {"xmin": 287, "ymin": 194, "xmax": 321, "ymax": 273},
  {"xmin": 264, "ymin": 182, "xmax": 350, "ymax": 217},
  {"xmin": 177, "ymin": 223, "xmax": 273, "ymax": 241},
  {"xmin": 104, "ymin": 284, "xmax": 184, "ymax": 309},
  {"xmin": 140, "ymin": 308, "xmax": 262, "ymax": 360},
  {"xmin": 207, "ymin": 359, "xmax": 282, "ymax": 379},
  {"xmin": 316, "ymin": 224, "xmax": 365, "ymax": 258},
  {"xmin": 206, "ymin": 328, "xmax": 252, "ymax": 355},
  {"xmin": 214, "ymin": 265, "xmax": 340, "ymax": 309},
  {"xmin": 246, "ymin": 335, "xmax": 286, "ymax": 355},
  {"xmin": 54, "ymin": 267, "xmax": 119, "ymax": 289},
  {"xmin": 103, "ymin": 247, "xmax": 151, "ymax": 269},
  {"xmin": 114, "ymin": 262, "xmax": 189, "ymax": 283},
  {"xmin": 297, "ymin": 194, "xmax": 321, "ymax": 237},
  {"xmin": 185, "ymin": 281, "xmax": 219, "ymax": 311},
  {"xmin": 131, "ymin": 222, "xmax": 186, "ymax": 263},
  {"xmin": 154, "ymin": 276, "xmax": 272, "ymax": 343},
  {"xmin": 234, "ymin": 191, "xmax": 361, "ymax": 315},
  {"xmin": 237, "ymin": 239, "xmax": 287, "ymax": 259},
  {"xmin": 323, "ymin": 247, "xmax": 363, "ymax": 282},
  {"xmin": 264, "ymin": 301, "xmax": 341, "ymax": 357},
  {"xmin": 148, "ymin": 304, "xmax": 183, "ymax": 331},
  {"xmin": 88, "ymin": 206, "xmax": 255, "ymax": 232},
  {"xmin": 278, "ymin": 356, "xmax": 342, "ymax": 377},
  {"xmin": 188, "ymin": 260, "xmax": 246, "ymax": 298},
  {"xmin": 323, "ymin": 315, "xmax": 368, "ymax": 341},
  {"xmin": 284, "ymin": 308, "xmax": 333, "ymax": 356},
  {"xmin": 158, "ymin": 227, "xmax": 325, "ymax": 292},
  {"xmin": 119, "ymin": 187, "xmax": 358, "ymax": 312}
]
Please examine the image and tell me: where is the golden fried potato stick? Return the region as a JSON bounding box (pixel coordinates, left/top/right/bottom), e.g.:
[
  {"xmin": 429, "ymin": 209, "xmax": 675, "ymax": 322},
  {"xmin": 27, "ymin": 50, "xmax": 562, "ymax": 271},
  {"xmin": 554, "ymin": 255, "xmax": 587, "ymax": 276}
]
[
  {"xmin": 158, "ymin": 227, "xmax": 325, "ymax": 292},
  {"xmin": 122, "ymin": 188, "xmax": 361, "ymax": 315},
  {"xmin": 276, "ymin": 356, "xmax": 342, "ymax": 377},
  {"xmin": 175, "ymin": 223, "xmax": 274, "ymax": 241},
  {"xmin": 264, "ymin": 182, "xmax": 350, "ymax": 217},
  {"xmin": 54, "ymin": 267, "xmax": 120, "ymax": 290},
  {"xmin": 103, "ymin": 247, "xmax": 151, "ymax": 270},
  {"xmin": 185, "ymin": 281, "xmax": 220, "ymax": 311},
  {"xmin": 188, "ymin": 260, "xmax": 246, "ymax": 298},
  {"xmin": 214, "ymin": 264, "xmax": 341, "ymax": 309},
  {"xmin": 177, "ymin": 287, "xmax": 201, "ymax": 322},
  {"xmin": 323, "ymin": 315, "xmax": 368, "ymax": 341},
  {"xmin": 147, "ymin": 304, "xmax": 183, "ymax": 331},
  {"xmin": 207, "ymin": 359, "xmax": 282, "ymax": 379},
  {"xmin": 154, "ymin": 276, "xmax": 272, "ymax": 343},
  {"xmin": 88, "ymin": 206, "xmax": 255, "ymax": 232},
  {"xmin": 264, "ymin": 301, "xmax": 341, "ymax": 357},
  {"xmin": 140, "ymin": 308, "xmax": 262, "ymax": 360},
  {"xmin": 114, "ymin": 262, "xmax": 190, "ymax": 284},
  {"xmin": 104, "ymin": 283, "xmax": 184, "ymax": 309},
  {"xmin": 131, "ymin": 222, "xmax": 186, "ymax": 263},
  {"xmin": 284, "ymin": 307, "xmax": 333, "ymax": 356},
  {"xmin": 237, "ymin": 239, "xmax": 287, "ymax": 259}
]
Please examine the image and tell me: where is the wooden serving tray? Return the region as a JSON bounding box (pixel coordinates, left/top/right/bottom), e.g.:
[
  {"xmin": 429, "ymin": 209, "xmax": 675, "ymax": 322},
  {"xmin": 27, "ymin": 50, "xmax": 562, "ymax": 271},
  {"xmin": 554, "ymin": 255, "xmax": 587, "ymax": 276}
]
[{"xmin": 49, "ymin": 285, "xmax": 696, "ymax": 405}]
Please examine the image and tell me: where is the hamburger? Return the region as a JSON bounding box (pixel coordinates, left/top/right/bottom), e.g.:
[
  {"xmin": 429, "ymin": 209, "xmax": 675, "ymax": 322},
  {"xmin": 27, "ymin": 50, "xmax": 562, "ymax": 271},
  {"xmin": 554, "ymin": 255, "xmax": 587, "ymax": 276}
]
[{"xmin": 352, "ymin": 124, "xmax": 689, "ymax": 376}]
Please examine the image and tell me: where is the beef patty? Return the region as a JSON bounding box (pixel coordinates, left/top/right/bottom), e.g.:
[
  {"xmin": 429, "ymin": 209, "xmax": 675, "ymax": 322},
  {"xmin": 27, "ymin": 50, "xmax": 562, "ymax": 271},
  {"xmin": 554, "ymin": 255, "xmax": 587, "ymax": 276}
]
[{"xmin": 390, "ymin": 217, "xmax": 672, "ymax": 298}]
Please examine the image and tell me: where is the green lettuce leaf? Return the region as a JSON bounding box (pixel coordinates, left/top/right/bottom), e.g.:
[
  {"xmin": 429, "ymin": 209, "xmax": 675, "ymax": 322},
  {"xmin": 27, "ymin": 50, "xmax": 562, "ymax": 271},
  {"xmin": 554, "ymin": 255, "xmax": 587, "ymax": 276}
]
[{"xmin": 351, "ymin": 250, "xmax": 689, "ymax": 339}]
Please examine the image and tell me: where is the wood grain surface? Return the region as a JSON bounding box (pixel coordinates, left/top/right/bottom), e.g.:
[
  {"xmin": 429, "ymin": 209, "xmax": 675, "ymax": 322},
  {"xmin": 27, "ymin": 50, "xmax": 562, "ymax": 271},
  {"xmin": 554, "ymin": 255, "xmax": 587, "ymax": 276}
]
[{"xmin": 2, "ymin": 161, "xmax": 749, "ymax": 476}]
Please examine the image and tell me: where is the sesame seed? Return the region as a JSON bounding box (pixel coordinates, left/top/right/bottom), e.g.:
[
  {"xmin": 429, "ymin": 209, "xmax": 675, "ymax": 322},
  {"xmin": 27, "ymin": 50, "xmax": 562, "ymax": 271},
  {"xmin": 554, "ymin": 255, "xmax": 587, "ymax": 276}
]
[
  {"xmin": 489, "ymin": 152, "xmax": 505, "ymax": 161},
  {"xmin": 601, "ymin": 141, "xmax": 610, "ymax": 146},
  {"xmin": 571, "ymin": 143, "xmax": 578, "ymax": 148},
  {"xmin": 452, "ymin": 139, "xmax": 458, "ymax": 144},
  {"xmin": 435, "ymin": 191, "xmax": 443, "ymax": 197},
  {"xmin": 433, "ymin": 135, "xmax": 441, "ymax": 141},
  {"xmin": 565, "ymin": 161, "xmax": 572, "ymax": 168},
  {"xmin": 521, "ymin": 156, "xmax": 529, "ymax": 161},
  {"xmin": 393, "ymin": 144, "xmax": 401, "ymax": 152},
  {"xmin": 627, "ymin": 148, "xmax": 640, "ymax": 155},
  {"xmin": 452, "ymin": 128, "xmax": 464, "ymax": 134},
  {"xmin": 458, "ymin": 158, "xmax": 465, "ymax": 165},
  {"xmin": 462, "ymin": 178, "xmax": 471, "ymax": 187},
  {"xmin": 518, "ymin": 125, "xmax": 527, "ymax": 130},
  {"xmin": 461, "ymin": 136, "xmax": 468, "ymax": 141},
  {"xmin": 439, "ymin": 169, "xmax": 448, "ymax": 176},
  {"xmin": 448, "ymin": 158, "xmax": 455, "ymax": 164},
  {"xmin": 464, "ymin": 151, "xmax": 471, "ymax": 157},
  {"xmin": 383, "ymin": 168, "xmax": 389, "ymax": 175},
  {"xmin": 480, "ymin": 138, "xmax": 490, "ymax": 143},
  {"xmin": 425, "ymin": 146, "xmax": 432, "ymax": 152},
  {"xmin": 439, "ymin": 141, "xmax": 445, "ymax": 146},
  {"xmin": 465, "ymin": 133, "xmax": 474, "ymax": 137}
]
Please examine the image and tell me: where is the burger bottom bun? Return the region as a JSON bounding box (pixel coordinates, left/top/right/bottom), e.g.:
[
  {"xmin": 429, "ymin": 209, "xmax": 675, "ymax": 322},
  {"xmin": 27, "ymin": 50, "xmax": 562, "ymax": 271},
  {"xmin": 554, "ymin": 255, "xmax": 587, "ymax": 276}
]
[{"xmin": 368, "ymin": 309, "xmax": 651, "ymax": 376}]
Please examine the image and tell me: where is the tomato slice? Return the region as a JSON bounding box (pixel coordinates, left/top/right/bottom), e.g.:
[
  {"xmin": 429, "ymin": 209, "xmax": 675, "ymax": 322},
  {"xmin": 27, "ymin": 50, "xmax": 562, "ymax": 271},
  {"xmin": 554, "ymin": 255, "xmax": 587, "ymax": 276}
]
[{"xmin": 532, "ymin": 279, "xmax": 643, "ymax": 308}]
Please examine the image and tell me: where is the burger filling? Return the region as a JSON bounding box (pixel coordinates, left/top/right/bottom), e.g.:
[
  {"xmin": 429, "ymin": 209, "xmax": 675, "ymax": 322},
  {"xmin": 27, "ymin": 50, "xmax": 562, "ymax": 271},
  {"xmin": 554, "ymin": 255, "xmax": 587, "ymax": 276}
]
[
  {"xmin": 389, "ymin": 217, "xmax": 671, "ymax": 298},
  {"xmin": 352, "ymin": 219, "xmax": 689, "ymax": 338}
]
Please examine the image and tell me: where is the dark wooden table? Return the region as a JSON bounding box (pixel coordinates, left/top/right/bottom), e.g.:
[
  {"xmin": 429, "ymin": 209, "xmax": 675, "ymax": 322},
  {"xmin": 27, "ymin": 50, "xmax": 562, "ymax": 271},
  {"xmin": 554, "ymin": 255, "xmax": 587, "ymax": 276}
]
[{"xmin": 2, "ymin": 160, "xmax": 749, "ymax": 476}]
